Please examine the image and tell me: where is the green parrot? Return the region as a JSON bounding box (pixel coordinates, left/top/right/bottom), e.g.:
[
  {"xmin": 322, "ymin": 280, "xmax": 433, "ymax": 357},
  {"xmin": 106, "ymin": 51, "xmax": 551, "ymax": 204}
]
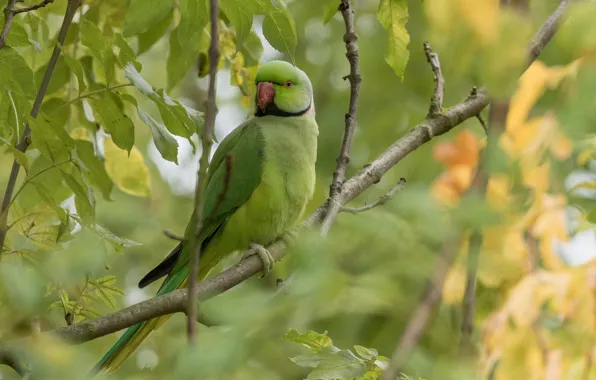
[{"xmin": 94, "ymin": 60, "xmax": 318, "ymax": 373}]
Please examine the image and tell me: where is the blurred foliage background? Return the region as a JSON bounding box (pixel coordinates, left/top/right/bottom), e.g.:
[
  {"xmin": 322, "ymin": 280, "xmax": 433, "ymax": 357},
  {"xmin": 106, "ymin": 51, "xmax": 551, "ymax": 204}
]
[{"xmin": 1, "ymin": 0, "xmax": 596, "ymax": 379}]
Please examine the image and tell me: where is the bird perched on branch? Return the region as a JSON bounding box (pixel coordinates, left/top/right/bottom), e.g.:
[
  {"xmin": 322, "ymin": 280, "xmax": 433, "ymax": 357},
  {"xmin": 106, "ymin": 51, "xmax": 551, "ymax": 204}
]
[{"xmin": 94, "ymin": 61, "xmax": 318, "ymax": 373}]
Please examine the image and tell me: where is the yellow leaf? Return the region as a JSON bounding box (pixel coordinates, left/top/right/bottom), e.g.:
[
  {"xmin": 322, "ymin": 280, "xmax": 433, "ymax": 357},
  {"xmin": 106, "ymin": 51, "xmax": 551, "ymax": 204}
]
[
  {"xmin": 442, "ymin": 266, "xmax": 466, "ymax": 304},
  {"xmin": 103, "ymin": 138, "xmax": 151, "ymax": 198},
  {"xmin": 523, "ymin": 162, "xmax": 550, "ymax": 195},
  {"xmin": 457, "ymin": 0, "xmax": 499, "ymax": 44},
  {"xmin": 487, "ymin": 174, "xmax": 512, "ymax": 211},
  {"xmin": 70, "ymin": 127, "xmax": 90, "ymax": 141}
]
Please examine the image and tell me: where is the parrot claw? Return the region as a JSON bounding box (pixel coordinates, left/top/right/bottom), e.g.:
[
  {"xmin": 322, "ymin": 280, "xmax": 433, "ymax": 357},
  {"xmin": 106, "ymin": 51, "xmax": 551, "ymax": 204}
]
[
  {"xmin": 282, "ymin": 230, "xmax": 299, "ymax": 246},
  {"xmin": 244, "ymin": 243, "xmax": 275, "ymax": 277}
]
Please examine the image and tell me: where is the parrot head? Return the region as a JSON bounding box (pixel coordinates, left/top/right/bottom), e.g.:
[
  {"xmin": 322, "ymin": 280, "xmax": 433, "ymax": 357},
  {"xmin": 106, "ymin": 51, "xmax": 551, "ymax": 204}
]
[{"xmin": 254, "ymin": 60, "xmax": 313, "ymax": 117}]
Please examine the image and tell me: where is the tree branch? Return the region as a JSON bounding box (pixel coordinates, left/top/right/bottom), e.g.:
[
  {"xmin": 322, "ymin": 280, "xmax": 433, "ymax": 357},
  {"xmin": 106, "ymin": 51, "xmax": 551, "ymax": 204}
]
[
  {"xmin": 0, "ymin": 0, "xmax": 83, "ymax": 257},
  {"xmin": 320, "ymin": 0, "xmax": 361, "ymax": 236},
  {"xmin": 0, "ymin": 348, "xmax": 29, "ymax": 378},
  {"xmin": 0, "ymin": 0, "xmax": 55, "ymax": 49},
  {"xmin": 13, "ymin": 0, "xmax": 54, "ymax": 14},
  {"xmin": 187, "ymin": 0, "xmax": 219, "ymax": 345},
  {"xmin": 341, "ymin": 177, "xmax": 406, "ymax": 214},
  {"xmin": 526, "ymin": 0, "xmax": 570, "ymax": 68},
  {"xmin": 424, "ymin": 42, "xmax": 444, "ymax": 116},
  {"xmin": 380, "ymin": 233, "xmax": 463, "ymax": 380},
  {"xmin": 45, "ymin": 91, "xmax": 490, "ymax": 345}
]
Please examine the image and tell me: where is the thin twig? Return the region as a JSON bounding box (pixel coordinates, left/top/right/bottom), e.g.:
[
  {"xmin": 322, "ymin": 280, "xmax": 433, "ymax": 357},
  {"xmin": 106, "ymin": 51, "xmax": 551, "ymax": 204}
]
[
  {"xmin": 320, "ymin": 0, "xmax": 361, "ymax": 236},
  {"xmin": 423, "ymin": 42, "xmax": 444, "ymax": 116},
  {"xmin": 14, "ymin": 0, "xmax": 54, "ymax": 14},
  {"xmin": 380, "ymin": 234, "xmax": 462, "ymax": 380},
  {"xmin": 51, "ymin": 83, "xmax": 133, "ymax": 114},
  {"xmin": 187, "ymin": 0, "xmax": 219, "ymax": 345},
  {"xmin": 0, "ymin": 0, "xmax": 83, "ymax": 257},
  {"xmin": 341, "ymin": 177, "xmax": 406, "ymax": 214},
  {"xmin": 163, "ymin": 230, "xmax": 185, "ymax": 241},
  {"xmin": 46, "ymin": 92, "xmax": 490, "ymax": 345}
]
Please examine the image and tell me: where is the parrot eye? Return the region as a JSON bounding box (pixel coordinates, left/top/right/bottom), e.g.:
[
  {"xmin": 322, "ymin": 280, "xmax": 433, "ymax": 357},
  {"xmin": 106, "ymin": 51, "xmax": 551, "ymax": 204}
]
[{"xmin": 284, "ymin": 80, "xmax": 293, "ymax": 88}]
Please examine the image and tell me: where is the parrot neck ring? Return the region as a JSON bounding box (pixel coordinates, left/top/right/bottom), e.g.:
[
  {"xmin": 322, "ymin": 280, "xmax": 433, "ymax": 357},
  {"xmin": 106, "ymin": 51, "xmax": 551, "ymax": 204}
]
[{"xmin": 254, "ymin": 101, "xmax": 312, "ymax": 118}]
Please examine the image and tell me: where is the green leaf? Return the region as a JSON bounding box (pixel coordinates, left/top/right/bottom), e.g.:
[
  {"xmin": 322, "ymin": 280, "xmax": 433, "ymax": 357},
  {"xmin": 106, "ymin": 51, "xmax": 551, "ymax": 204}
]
[
  {"xmin": 167, "ymin": 0, "xmax": 208, "ymax": 90},
  {"xmin": 5, "ymin": 21, "xmax": 31, "ymax": 47},
  {"xmin": 240, "ymin": 30, "xmax": 264, "ymax": 66},
  {"xmin": 115, "ymin": 34, "xmax": 141, "ymax": 71},
  {"xmin": 322, "ymin": 1, "xmax": 339, "ymax": 25},
  {"xmin": 307, "ymin": 349, "xmax": 369, "ymax": 380},
  {"xmin": 153, "ymin": 89, "xmax": 197, "ymax": 138},
  {"xmin": 377, "ymin": 0, "xmax": 410, "ymax": 79},
  {"xmin": 104, "ymin": 137, "xmax": 151, "ymax": 198},
  {"xmin": 284, "ymin": 329, "xmax": 334, "ymax": 351},
  {"xmin": 0, "ymin": 136, "xmax": 29, "ymax": 171},
  {"xmin": 62, "ymin": 54, "xmax": 87, "ymax": 94},
  {"xmin": 138, "ymin": 10, "xmax": 172, "ymax": 55},
  {"xmin": 41, "ymin": 98, "xmax": 70, "ymax": 127},
  {"xmin": 80, "ymin": 18, "xmax": 110, "ymax": 60},
  {"xmin": 137, "ymin": 108, "xmax": 179, "ymax": 163},
  {"xmin": 353, "ymin": 346, "xmax": 378, "ymax": 361},
  {"xmin": 28, "ymin": 117, "xmax": 72, "ymax": 161},
  {"xmin": 262, "ymin": 6, "xmax": 297, "ymax": 61},
  {"xmin": 221, "ymin": 0, "xmax": 253, "ymax": 48},
  {"xmin": 290, "ymin": 346, "xmax": 340, "ymax": 368},
  {"xmin": 74, "ymin": 140, "xmax": 113, "ymax": 200},
  {"xmin": 93, "ymin": 223, "xmax": 142, "ymax": 251},
  {"xmin": 123, "ymin": 0, "xmax": 173, "ymax": 37},
  {"xmin": 61, "ymin": 170, "xmax": 95, "ymax": 222},
  {"xmin": 0, "ymin": 47, "xmax": 36, "ymax": 99},
  {"xmin": 35, "ymin": 56, "xmax": 71, "ymax": 95},
  {"xmin": 124, "ymin": 63, "xmax": 154, "ymax": 96},
  {"xmin": 91, "ymin": 94, "xmax": 135, "ymax": 152}
]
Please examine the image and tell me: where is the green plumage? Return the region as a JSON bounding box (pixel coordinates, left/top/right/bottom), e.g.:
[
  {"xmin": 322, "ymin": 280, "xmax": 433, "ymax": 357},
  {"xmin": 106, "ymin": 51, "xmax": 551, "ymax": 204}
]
[{"xmin": 94, "ymin": 61, "xmax": 318, "ymax": 373}]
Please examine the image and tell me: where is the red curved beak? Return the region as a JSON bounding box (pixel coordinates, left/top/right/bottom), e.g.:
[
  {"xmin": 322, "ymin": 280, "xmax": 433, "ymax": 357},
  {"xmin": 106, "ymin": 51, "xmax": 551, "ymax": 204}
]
[{"xmin": 257, "ymin": 82, "xmax": 275, "ymax": 111}]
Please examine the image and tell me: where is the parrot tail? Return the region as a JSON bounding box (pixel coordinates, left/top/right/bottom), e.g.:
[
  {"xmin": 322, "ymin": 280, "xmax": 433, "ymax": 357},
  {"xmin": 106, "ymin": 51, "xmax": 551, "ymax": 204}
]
[{"xmin": 92, "ymin": 268, "xmax": 190, "ymax": 374}]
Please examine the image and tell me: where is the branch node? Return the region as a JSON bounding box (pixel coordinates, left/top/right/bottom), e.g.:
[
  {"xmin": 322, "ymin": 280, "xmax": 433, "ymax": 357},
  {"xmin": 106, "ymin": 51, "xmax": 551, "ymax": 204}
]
[{"xmin": 341, "ymin": 177, "xmax": 406, "ymax": 214}]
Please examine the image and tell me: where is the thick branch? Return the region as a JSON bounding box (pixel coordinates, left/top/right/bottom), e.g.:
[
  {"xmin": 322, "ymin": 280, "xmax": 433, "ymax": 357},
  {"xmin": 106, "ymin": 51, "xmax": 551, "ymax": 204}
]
[
  {"xmin": 187, "ymin": 0, "xmax": 219, "ymax": 344},
  {"xmin": 423, "ymin": 42, "xmax": 444, "ymax": 116},
  {"xmin": 320, "ymin": 0, "xmax": 361, "ymax": 236},
  {"xmin": 0, "ymin": 0, "xmax": 83, "ymax": 256},
  {"xmin": 0, "ymin": 348, "xmax": 28, "ymax": 377},
  {"xmin": 47, "ymin": 92, "xmax": 490, "ymax": 344}
]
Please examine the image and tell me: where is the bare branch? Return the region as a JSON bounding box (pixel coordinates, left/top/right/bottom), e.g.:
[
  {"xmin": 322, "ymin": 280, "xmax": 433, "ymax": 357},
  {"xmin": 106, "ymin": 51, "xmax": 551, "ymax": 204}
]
[
  {"xmin": 424, "ymin": 42, "xmax": 444, "ymax": 116},
  {"xmin": 187, "ymin": 0, "xmax": 219, "ymax": 345},
  {"xmin": 45, "ymin": 91, "xmax": 490, "ymax": 345},
  {"xmin": 526, "ymin": 0, "xmax": 570, "ymax": 68},
  {"xmin": 320, "ymin": 0, "xmax": 361, "ymax": 236},
  {"xmin": 341, "ymin": 177, "xmax": 406, "ymax": 214},
  {"xmin": 380, "ymin": 233, "xmax": 463, "ymax": 380},
  {"xmin": 13, "ymin": 0, "xmax": 54, "ymax": 14},
  {"xmin": 0, "ymin": 0, "xmax": 83, "ymax": 257}
]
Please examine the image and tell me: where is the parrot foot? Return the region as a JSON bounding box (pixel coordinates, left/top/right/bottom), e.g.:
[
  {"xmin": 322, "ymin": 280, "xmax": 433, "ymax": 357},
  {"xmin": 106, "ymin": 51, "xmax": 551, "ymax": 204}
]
[
  {"xmin": 244, "ymin": 243, "xmax": 275, "ymax": 278},
  {"xmin": 281, "ymin": 230, "xmax": 299, "ymax": 246}
]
